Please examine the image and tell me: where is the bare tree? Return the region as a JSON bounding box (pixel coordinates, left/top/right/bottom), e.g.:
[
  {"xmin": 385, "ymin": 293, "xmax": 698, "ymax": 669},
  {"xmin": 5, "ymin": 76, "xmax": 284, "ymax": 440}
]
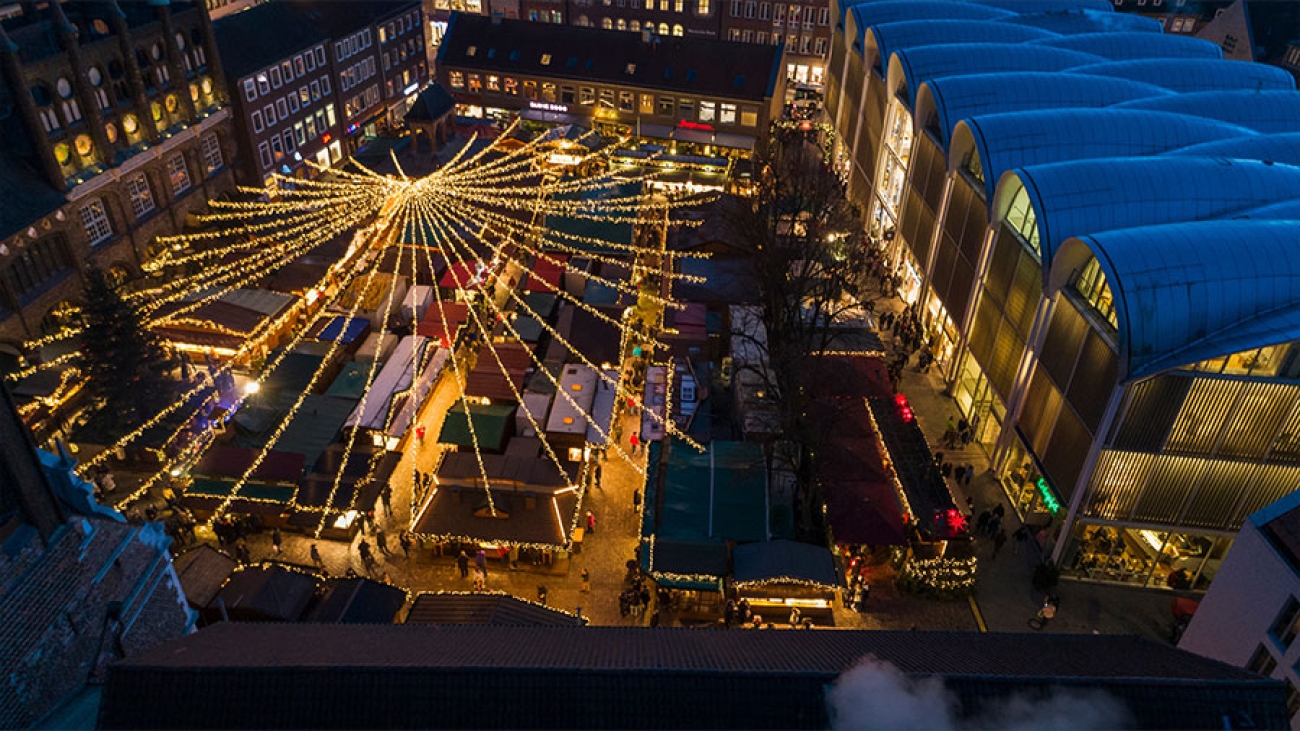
[{"xmin": 722, "ymin": 127, "xmax": 878, "ymax": 538}]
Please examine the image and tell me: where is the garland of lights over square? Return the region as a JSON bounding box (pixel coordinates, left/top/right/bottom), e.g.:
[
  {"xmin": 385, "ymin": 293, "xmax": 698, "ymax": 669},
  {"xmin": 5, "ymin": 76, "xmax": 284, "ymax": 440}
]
[{"xmin": 17, "ymin": 124, "xmax": 710, "ymax": 540}]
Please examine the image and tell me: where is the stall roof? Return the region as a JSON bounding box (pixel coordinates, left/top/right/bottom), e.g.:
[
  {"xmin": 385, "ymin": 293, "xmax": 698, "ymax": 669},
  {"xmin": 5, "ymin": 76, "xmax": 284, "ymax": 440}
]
[
  {"xmin": 567, "ymin": 306, "xmax": 621, "ymax": 368},
  {"xmin": 405, "ymin": 592, "xmax": 582, "ymax": 626},
  {"xmin": 464, "ymin": 342, "xmax": 531, "ymax": 403},
  {"xmin": 347, "ymin": 335, "xmax": 427, "ymax": 431},
  {"xmin": 416, "ymin": 301, "xmax": 469, "ymax": 346},
  {"xmin": 586, "ymin": 372, "xmax": 619, "ymax": 446},
  {"xmin": 185, "ymin": 477, "xmax": 296, "ymax": 504},
  {"xmin": 274, "ymin": 395, "xmax": 358, "ymax": 471},
  {"xmin": 172, "ymin": 545, "xmax": 237, "ymax": 609},
  {"xmin": 306, "ymin": 578, "xmax": 407, "ymax": 624},
  {"xmin": 440, "ymin": 402, "xmax": 516, "ymax": 452},
  {"xmin": 524, "ymin": 254, "xmax": 568, "ymax": 293},
  {"xmin": 412, "ymin": 482, "xmax": 580, "ymax": 547},
  {"xmin": 440, "ymin": 261, "xmax": 484, "ymax": 290},
  {"xmin": 258, "ymin": 350, "xmax": 327, "ymax": 413},
  {"xmin": 325, "ymin": 362, "xmax": 372, "ymax": 400},
  {"xmin": 194, "ymin": 445, "xmax": 305, "ymax": 484},
  {"xmin": 210, "ymin": 566, "xmax": 318, "ymax": 622},
  {"xmin": 311, "ymin": 316, "xmax": 371, "ymax": 344},
  {"xmin": 293, "ymin": 448, "xmax": 396, "ymax": 512},
  {"xmin": 522, "ymin": 292, "xmax": 558, "ymax": 319},
  {"xmin": 545, "ymin": 365, "xmax": 598, "ymax": 435},
  {"xmin": 732, "ymin": 540, "xmax": 839, "ymax": 588}
]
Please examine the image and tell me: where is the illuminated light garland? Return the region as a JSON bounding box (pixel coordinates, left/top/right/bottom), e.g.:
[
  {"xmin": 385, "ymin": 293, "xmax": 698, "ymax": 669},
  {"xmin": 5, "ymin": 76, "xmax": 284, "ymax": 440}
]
[
  {"xmin": 732, "ymin": 576, "xmax": 840, "ymax": 591},
  {"xmin": 409, "ymin": 590, "xmax": 586, "ymax": 620},
  {"xmin": 112, "ymin": 407, "xmax": 215, "ymax": 510},
  {"xmin": 899, "ymin": 555, "xmax": 978, "ymax": 593}
]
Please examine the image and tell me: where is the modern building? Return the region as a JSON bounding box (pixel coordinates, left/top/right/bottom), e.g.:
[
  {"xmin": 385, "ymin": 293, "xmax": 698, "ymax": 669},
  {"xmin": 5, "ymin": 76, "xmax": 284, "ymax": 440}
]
[
  {"xmin": 0, "ymin": 0, "xmax": 235, "ymax": 349},
  {"xmin": 1180, "ymin": 488, "xmax": 1300, "ymax": 726},
  {"xmin": 825, "ymin": 1, "xmax": 1300, "ymax": 591},
  {"xmin": 436, "ymin": 14, "xmax": 785, "ymax": 157},
  {"xmin": 98, "ymin": 622, "xmax": 1289, "ymax": 729},
  {"xmin": 214, "ymin": 0, "xmax": 427, "ymax": 187}
]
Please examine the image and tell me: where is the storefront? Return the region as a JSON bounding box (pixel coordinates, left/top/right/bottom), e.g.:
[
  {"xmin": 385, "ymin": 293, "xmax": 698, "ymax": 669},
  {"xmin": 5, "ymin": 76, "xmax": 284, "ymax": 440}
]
[
  {"xmin": 922, "ymin": 292, "xmax": 959, "ymax": 370},
  {"xmin": 1059, "ymin": 522, "xmax": 1233, "ymax": 592},
  {"xmin": 950, "ymin": 351, "xmax": 1004, "ymax": 454},
  {"xmin": 997, "ymin": 436, "xmax": 1064, "ymax": 526}
]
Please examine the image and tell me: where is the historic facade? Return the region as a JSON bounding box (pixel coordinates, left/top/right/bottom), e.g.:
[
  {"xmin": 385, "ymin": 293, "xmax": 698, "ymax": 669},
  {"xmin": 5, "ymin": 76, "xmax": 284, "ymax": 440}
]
[{"xmin": 0, "ymin": 0, "xmax": 236, "ymax": 350}]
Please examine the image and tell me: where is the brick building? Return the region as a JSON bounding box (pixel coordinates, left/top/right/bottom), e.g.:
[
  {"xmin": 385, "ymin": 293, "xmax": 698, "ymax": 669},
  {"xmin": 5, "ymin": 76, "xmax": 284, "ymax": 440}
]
[
  {"xmin": 214, "ymin": 0, "xmax": 427, "ymax": 187},
  {"xmin": 0, "ymin": 384, "xmax": 193, "ymax": 727},
  {"xmin": 0, "ymin": 0, "xmax": 236, "ymax": 351}
]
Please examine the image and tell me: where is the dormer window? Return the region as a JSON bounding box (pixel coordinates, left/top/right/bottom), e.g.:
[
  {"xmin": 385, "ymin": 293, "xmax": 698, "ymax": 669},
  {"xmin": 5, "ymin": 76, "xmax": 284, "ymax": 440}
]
[
  {"xmin": 625, "ymin": 63, "xmax": 636, "ymax": 74},
  {"xmin": 541, "ymin": 53, "xmax": 552, "ymax": 65},
  {"xmin": 467, "ymin": 45, "xmax": 477, "ymax": 56}
]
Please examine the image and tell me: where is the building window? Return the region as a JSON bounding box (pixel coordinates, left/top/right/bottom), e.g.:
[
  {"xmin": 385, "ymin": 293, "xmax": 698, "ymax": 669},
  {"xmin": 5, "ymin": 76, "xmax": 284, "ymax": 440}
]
[
  {"xmin": 740, "ymin": 108, "xmax": 758, "ymax": 127},
  {"xmin": 818, "ymin": 6, "xmax": 829, "ymax": 24},
  {"xmin": 1248, "ymin": 645, "xmax": 1278, "ymax": 677},
  {"xmin": 742, "ymin": 29, "xmax": 753, "ymax": 42},
  {"xmin": 243, "ymin": 78, "xmax": 257, "ymax": 101},
  {"xmin": 757, "ymin": 31, "xmax": 767, "ymax": 44},
  {"xmin": 601, "ymin": 17, "xmax": 613, "ymax": 29},
  {"xmin": 541, "ymin": 53, "xmax": 552, "ymax": 65},
  {"xmin": 631, "ymin": 20, "xmax": 641, "ymax": 31},
  {"xmin": 283, "ymin": 129, "xmax": 296, "ymax": 154},
  {"xmin": 503, "ymin": 77, "xmax": 518, "ymax": 96},
  {"xmin": 719, "ymin": 102, "xmax": 737, "ymax": 124},
  {"xmin": 126, "ymin": 173, "xmax": 155, "ymax": 218},
  {"xmin": 729, "ymin": 28, "xmax": 741, "ymax": 41},
  {"xmin": 251, "ymin": 110, "xmax": 264, "ymax": 132},
  {"xmin": 7, "ymin": 238, "xmax": 74, "ymax": 303},
  {"xmin": 289, "ymin": 93, "xmax": 299, "ymax": 113},
  {"xmin": 678, "ymin": 98, "xmax": 694, "ymax": 119},
  {"xmin": 468, "ymin": 74, "xmax": 482, "ymax": 92},
  {"xmin": 487, "ymin": 75, "xmax": 501, "ymax": 92},
  {"xmin": 617, "ymin": 18, "xmax": 627, "ymax": 30},
  {"xmin": 167, "ymin": 154, "xmax": 191, "ymax": 195},
  {"xmin": 698, "ymin": 0, "xmax": 710, "ymax": 12},
  {"xmin": 202, "ymin": 133, "xmax": 223, "ymax": 174},
  {"xmin": 659, "ymin": 22, "xmax": 670, "ymax": 34},
  {"xmin": 672, "ymin": 23, "xmax": 683, "ymax": 35},
  {"xmin": 561, "ymin": 85, "xmax": 576, "ymax": 103},
  {"xmin": 814, "ymin": 37, "xmax": 827, "ymax": 56},
  {"xmin": 745, "ymin": 0, "xmax": 755, "ymax": 16},
  {"xmin": 580, "ymin": 86, "xmax": 595, "ymax": 105},
  {"xmin": 542, "ymin": 82, "xmax": 557, "ymax": 102},
  {"xmin": 698, "ymin": 100, "xmax": 716, "ymax": 122},
  {"xmin": 257, "ymin": 74, "xmax": 270, "ymax": 95},
  {"xmin": 675, "ymin": 0, "xmax": 684, "ymax": 10},
  {"xmin": 1272, "ymin": 597, "xmax": 1300, "ymax": 649},
  {"xmin": 658, "ymin": 96, "xmax": 673, "ymax": 115},
  {"xmin": 80, "ymin": 199, "xmax": 113, "ymax": 246},
  {"xmin": 523, "ymin": 81, "xmax": 538, "ymax": 100},
  {"xmin": 640, "ymin": 94, "xmax": 654, "ymax": 114},
  {"xmin": 731, "ymin": 0, "xmax": 740, "ymax": 15},
  {"xmin": 599, "ymin": 89, "xmax": 615, "ymax": 109},
  {"xmin": 321, "ymin": 76, "xmax": 331, "ymax": 96},
  {"xmin": 276, "ymin": 98, "xmax": 289, "ymax": 119},
  {"xmin": 618, "ymin": 91, "xmax": 634, "ymax": 111},
  {"xmin": 265, "ymin": 104, "xmax": 276, "ymax": 125},
  {"xmin": 270, "ymin": 134, "xmax": 283, "ymax": 161}
]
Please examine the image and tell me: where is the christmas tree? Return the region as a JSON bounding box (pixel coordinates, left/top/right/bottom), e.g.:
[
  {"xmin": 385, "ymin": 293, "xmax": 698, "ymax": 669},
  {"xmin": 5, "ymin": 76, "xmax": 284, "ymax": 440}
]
[{"xmin": 78, "ymin": 266, "xmax": 175, "ymax": 434}]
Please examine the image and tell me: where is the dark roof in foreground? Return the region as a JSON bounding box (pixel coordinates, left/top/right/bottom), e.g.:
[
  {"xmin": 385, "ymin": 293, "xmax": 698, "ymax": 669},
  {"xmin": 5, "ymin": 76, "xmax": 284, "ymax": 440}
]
[
  {"xmin": 438, "ymin": 13, "xmax": 783, "ymax": 101},
  {"xmin": 98, "ymin": 624, "xmax": 1286, "ymax": 730},
  {"xmin": 404, "ymin": 592, "xmax": 583, "ymax": 626}
]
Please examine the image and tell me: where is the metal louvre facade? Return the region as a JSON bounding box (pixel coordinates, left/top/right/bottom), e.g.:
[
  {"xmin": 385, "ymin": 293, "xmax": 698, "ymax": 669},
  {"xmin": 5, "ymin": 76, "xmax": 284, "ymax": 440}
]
[{"xmin": 825, "ymin": 0, "xmax": 1300, "ymax": 592}]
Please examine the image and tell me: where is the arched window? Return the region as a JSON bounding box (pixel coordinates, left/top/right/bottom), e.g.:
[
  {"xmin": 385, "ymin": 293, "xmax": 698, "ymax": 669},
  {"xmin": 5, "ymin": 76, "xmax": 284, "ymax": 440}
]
[
  {"xmin": 1070, "ymin": 256, "xmax": 1117, "ymax": 330},
  {"xmin": 616, "ymin": 18, "xmax": 627, "ymax": 30},
  {"xmin": 658, "ymin": 22, "xmax": 669, "ymax": 34},
  {"xmin": 672, "ymin": 23, "xmax": 683, "ymax": 35},
  {"xmin": 106, "ymin": 264, "xmax": 132, "ymax": 289},
  {"xmin": 601, "ymin": 17, "xmax": 613, "ymax": 29},
  {"xmin": 631, "ymin": 20, "xmax": 641, "ymax": 31},
  {"xmin": 1001, "ymin": 180, "xmax": 1040, "ymax": 258}
]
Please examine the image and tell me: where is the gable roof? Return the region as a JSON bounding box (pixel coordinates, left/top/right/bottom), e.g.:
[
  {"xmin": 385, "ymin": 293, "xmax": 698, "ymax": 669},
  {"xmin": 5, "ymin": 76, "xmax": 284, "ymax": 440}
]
[
  {"xmin": 405, "ymin": 592, "xmax": 582, "ymax": 626},
  {"xmin": 306, "ymin": 578, "xmax": 407, "ymax": 624}
]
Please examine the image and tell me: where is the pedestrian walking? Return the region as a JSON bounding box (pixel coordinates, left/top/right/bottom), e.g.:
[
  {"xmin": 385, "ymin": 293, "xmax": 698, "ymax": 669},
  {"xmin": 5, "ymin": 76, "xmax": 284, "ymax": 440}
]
[
  {"xmin": 399, "ymin": 531, "xmax": 413, "ymax": 560},
  {"xmin": 376, "ymin": 527, "xmax": 392, "ymax": 556},
  {"xmin": 953, "ymin": 465, "xmax": 966, "ymax": 485},
  {"xmin": 975, "ymin": 510, "xmax": 991, "ymax": 535},
  {"xmin": 789, "ymin": 607, "xmax": 802, "ymax": 627},
  {"xmin": 632, "ymin": 489, "xmax": 641, "ymax": 510},
  {"xmin": 581, "ymin": 568, "xmax": 591, "ymax": 593},
  {"xmin": 964, "ymin": 463, "xmax": 975, "ymax": 486},
  {"xmin": 586, "ymin": 510, "xmax": 596, "ymax": 534},
  {"xmin": 310, "ymin": 543, "xmax": 324, "ymax": 569},
  {"xmin": 358, "ymin": 540, "xmax": 374, "ymax": 574},
  {"xmin": 472, "ymin": 567, "xmax": 486, "ymax": 591},
  {"xmin": 537, "ymin": 584, "xmax": 548, "ymax": 605},
  {"xmin": 992, "ymin": 528, "xmax": 1008, "ymax": 559},
  {"xmin": 987, "ymin": 514, "xmax": 1002, "ymax": 538},
  {"xmin": 475, "ymin": 549, "xmax": 488, "ymax": 576},
  {"xmin": 415, "ymin": 425, "xmax": 426, "ymax": 443},
  {"xmin": 591, "ymin": 461, "xmax": 603, "ymax": 489},
  {"xmin": 1012, "ymin": 525, "xmax": 1030, "ymax": 555},
  {"xmin": 456, "ymin": 550, "xmax": 470, "ymax": 579},
  {"xmin": 271, "ymin": 527, "xmax": 282, "ymax": 554},
  {"xmin": 381, "ymin": 484, "xmax": 393, "ymax": 517},
  {"xmin": 629, "ymin": 432, "xmax": 640, "ymax": 454}
]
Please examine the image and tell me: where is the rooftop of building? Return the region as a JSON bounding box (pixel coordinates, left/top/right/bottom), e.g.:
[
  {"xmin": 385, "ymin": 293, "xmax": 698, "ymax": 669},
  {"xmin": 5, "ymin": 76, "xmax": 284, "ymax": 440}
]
[
  {"xmin": 97, "ymin": 623, "xmax": 1289, "ymax": 729},
  {"xmin": 437, "ymin": 13, "xmax": 784, "ymax": 101}
]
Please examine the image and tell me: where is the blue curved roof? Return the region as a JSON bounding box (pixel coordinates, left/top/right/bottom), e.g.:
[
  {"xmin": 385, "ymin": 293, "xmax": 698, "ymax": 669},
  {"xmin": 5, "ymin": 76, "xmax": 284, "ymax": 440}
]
[
  {"xmin": 999, "ymin": 8, "xmax": 1162, "ymax": 35},
  {"xmin": 892, "ymin": 43, "xmax": 1101, "ymax": 106},
  {"xmin": 960, "ymin": 109, "xmax": 1254, "ymax": 203},
  {"xmin": 848, "ymin": 2, "xmax": 1012, "ymax": 48},
  {"xmin": 973, "ymin": 0, "xmax": 1114, "ymax": 12},
  {"xmin": 1012, "ymin": 157, "xmax": 1300, "ymax": 272},
  {"xmin": 867, "ymin": 20, "xmax": 1055, "ymax": 70},
  {"xmin": 1031, "ymin": 31, "xmax": 1223, "ymax": 60},
  {"xmin": 1166, "ymin": 133, "xmax": 1300, "ymax": 166},
  {"xmin": 1230, "ymin": 199, "xmax": 1300, "ymax": 222},
  {"xmin": 1073, "ymin": 58, "xmax": 1297, "ymax": 93},
  {"xmin": 1116, "ymin": 91, "xmax": 1300, "ymax": 134},
  {"xmin": 1060, "ymin": 220, "xmax": 1300, "ymax": 381},
  {"xmin": 923, "ymin": 72, "xmax": 1169, "ymax": 145}
]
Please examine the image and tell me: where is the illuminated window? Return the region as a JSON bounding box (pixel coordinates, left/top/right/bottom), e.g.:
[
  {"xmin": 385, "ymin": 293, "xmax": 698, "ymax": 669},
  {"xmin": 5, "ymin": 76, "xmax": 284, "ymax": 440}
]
[
  {"xmin": 202, "ymin": 133, "xmax": 223, "ymax": 174},
  {"xmin": 541, "ymin": 53, "xmax": 552, "ymax": 65},
  {"xmin": 698, "ymin": 0, "xmax": 710, "ymax": 12},
  {"xmin": 1070, "ymin": 256, "xmax": 1117, "ymax": 330},
  {"xmin": 672, "ymin": 23, "xmax": 683, "ymax": 35},
  {"xmin": 126, "ymin": 174, "xmax": 155, "ymax": 218},
  {"xmin": 563, "ymin": 416, "xmax": 575, "ymax": 424},
  {"xmin": 449, "ymin": 71, "xmax": 465, "ymax": 89},
  {"xmin": 80, "ymin": 199, "xmax": 113, "ymax": 246},
  {"xmin": 720, "ymin": 102, "xmax": 736, "ymax": 124},
  {"xmin": 698, "ymin": 100, "xmax": 716, "ymax": 122}
]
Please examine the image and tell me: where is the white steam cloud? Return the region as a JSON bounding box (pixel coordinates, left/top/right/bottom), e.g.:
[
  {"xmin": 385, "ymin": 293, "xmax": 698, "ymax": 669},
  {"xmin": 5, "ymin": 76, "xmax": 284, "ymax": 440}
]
[{"xmin": 827, "ymin": 656, "xmax": 1132, "ymax": 731}]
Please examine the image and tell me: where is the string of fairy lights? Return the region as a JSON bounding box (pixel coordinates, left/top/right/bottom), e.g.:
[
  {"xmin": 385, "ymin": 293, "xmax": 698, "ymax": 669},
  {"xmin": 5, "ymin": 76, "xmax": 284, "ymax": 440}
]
[{"xmin": 11, "ymin": 124, "xmax": 715, "ymax": 560}]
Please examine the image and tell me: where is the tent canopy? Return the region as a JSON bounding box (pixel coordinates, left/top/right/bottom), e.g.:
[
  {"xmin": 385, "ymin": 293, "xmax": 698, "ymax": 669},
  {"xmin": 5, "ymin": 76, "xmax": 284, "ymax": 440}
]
[{"xmin": 439, "ymin": 402, "xmax": 517, "ymax": 452}]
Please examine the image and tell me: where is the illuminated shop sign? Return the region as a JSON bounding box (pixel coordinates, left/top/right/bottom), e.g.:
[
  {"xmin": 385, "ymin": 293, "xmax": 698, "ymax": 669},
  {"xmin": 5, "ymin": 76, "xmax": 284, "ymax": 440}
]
[
  {"xmin": 1036, "ymin": 477, "xmax": 1060, "ymax": 514},
  {"xmin": 529, "ymin": 101, "xmax": 568, "ymax": 113}
]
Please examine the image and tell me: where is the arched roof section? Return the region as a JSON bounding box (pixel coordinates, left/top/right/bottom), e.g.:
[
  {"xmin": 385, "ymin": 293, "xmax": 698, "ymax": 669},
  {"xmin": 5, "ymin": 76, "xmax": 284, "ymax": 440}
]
[
  {"xmin": 973, "ymin": 0, "xmax": 1114, "ymax": 12},
  {"xmin": 864, "ymin": 20, "xmax": 1053, "ymax": 73},
  {"xmin": 916, "ymin": 72, "xmax": 1169, "ymax": 147},
  {"xmin": 1116, "ymin": 90, "xmax": 1300, "ymax": 134},
  {"xmin": 889, "ymin": 43, "xmax": 1101, "ymax": 106},
  {"xmin": 1166, "ymin": 133, "xmax": 1300, "ymax": 167},
  {"xmin": 1050, "ymin": 220, "xmax": 1300, "ymax": 381},
  {"xmin": 999, "ymin": 8, "xmax": 1161, "ymax": 35},
  {"xmin": 1073, "ymin": 58, "xmax": 1297, "ymax": 93},
  {"xmin": 953, "ymin": 109, "xmax": 1254, "ymax": 203},
  {"xmin": 1229, "ymin": 199, "xmax": 1300, "ymax": 221},
  {"xmin": 848, "ymin": 2, "xmax": 1012, "ymax": 54},
  {"xmin": 1031, "ymin": 31, "xmax": 1222, "ymax": 60}
]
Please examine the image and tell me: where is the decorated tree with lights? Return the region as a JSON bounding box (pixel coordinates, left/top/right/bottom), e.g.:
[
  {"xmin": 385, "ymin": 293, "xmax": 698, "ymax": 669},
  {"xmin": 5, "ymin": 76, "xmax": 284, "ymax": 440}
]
[
  {"xmin": 724, "ymin": 125, "xmax": 871, "ymax": 539},
  {"xmin": 78, "ymin": 266, "xmax": 176, "ymax": 435}
]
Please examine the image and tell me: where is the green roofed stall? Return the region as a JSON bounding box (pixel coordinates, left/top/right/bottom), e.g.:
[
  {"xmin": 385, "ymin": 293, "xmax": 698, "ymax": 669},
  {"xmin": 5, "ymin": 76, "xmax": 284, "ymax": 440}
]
[
  {"xmin": 545, "ymin": 181, "xmax": 639, "ymax": 256},
  {"xmin": 185, "ymin": 477, "xmax": 296, "ymax": 503},
  {"xmin": 439, "ymin": 402, "xmax": 517, "ymax": 452}
]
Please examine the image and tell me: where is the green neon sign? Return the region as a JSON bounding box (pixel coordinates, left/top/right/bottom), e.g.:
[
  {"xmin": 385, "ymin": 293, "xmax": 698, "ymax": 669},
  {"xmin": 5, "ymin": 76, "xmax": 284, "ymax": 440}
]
[{"xmin": 1036, "ymin": 478, "xmax": 1060, "ymax": 514}]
